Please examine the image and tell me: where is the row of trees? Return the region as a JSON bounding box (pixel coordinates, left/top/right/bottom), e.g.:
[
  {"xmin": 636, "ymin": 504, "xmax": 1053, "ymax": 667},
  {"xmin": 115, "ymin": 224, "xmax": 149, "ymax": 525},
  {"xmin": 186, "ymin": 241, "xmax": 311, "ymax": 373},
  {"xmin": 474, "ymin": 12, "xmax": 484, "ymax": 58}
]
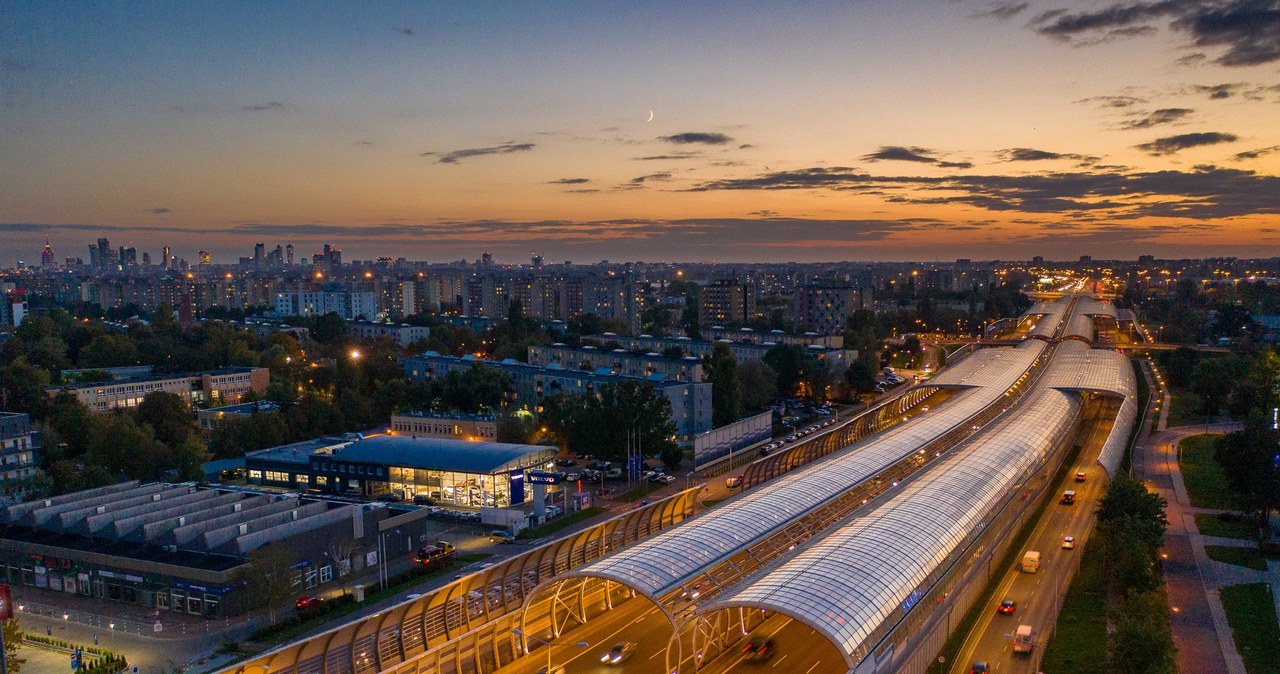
[{"xmin": 1094, "ymin": 476, "xmax": 1176, "ymax": 674}]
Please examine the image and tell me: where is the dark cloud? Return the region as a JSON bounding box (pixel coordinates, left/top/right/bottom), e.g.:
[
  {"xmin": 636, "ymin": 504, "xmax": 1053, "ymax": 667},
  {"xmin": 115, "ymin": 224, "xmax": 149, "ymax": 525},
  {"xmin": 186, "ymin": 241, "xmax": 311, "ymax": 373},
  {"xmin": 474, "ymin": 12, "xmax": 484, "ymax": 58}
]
[
  {"xmin": 1031, "ymin": 1, "xmax": 1280, "ymax": 66},
  {"xmin": 634, "ymin": 153, "xmax": 701, "ymax": 161},
  {"xmin": 147, "ymin": 208, "xmax": 171, "ymax": 214},
  {"xmin": 631, "ymin": 172, "xmax": 673, "ymax": 184},
  {"xmin": 0, "ymin": 222, "xmax": 194, "ymax": 234},
  {"xmin": 549, "ymin": 177, "xmax": 591, "ymax": 185},
  {"xmin": 397, "ymin": 27, "xmax": 415, "ymax": 36},
  {"xmin": 1191, "ymin": 83, "xmax": 1242, "ymax": 98},
  {"xmin": 738, "ymin": 144, "xmax": 757, "ymax": 150},
  {"xmin": 241, "ymin": 101, "xmax": 285, "ymax": 112},
  {"xmin": 1176, "ymin": 52, "xmax": 1209, "ymax": 65},
  {"xmin": 658, "ymin": 132, "xmax": 734, "ymax": 145},
  {"xmin": 1135, "ymin": 131, "xmax": 1238, "ymax": 155},
  {"xmin": 690, "ymin": 164, "xmax": 1280, "ymax": 220},
  {"xmin": 1075, "ymin": 94, "xmax": 1147, "ymax": 108},
  {"xmin": 355, "ymin": 140, "xmax": 375, "ymax": 146},
  {"xmin": 1234, "ymin": 145, "xmax": 1280, "ymax": 159},
  {"xmin": 862, "ymin": 146, "xmax": 972, "ymax": 169},
  {"xmin": 1119, "ymin": 107, "xmax": 1195, "ymax": 129},
  {"xmin": 863, "ymin": 146, "xmax": 940, "ymax": 163},
  {"xmin": 975, "ymin": 2, "xmax": 1030, "ymax": 20},
  {"xmin": 998, "ymin": 148, "xmax": 1101, "ymax": 163},
  {"xmin": 421, "ymin": 142, "xmax": 535, "ymax": 164}
]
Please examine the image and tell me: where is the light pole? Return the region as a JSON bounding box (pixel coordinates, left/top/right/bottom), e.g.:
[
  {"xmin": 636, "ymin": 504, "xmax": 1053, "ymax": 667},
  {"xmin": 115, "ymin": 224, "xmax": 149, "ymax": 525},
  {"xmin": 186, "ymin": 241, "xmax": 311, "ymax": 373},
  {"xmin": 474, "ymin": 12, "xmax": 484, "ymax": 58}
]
[{"xmin": 512, "ymin": 628, "xmax": 588, "ymax": 674}]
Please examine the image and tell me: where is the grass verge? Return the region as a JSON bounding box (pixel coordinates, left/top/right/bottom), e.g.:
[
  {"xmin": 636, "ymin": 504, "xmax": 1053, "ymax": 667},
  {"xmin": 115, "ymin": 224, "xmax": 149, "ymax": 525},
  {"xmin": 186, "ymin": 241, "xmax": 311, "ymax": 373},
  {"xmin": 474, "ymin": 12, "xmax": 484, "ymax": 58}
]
[
  {"xmin": 1178, "ymin": 434, "xmax": 1232, "ymax": 509},
  {"xmin": 1040, "ymin": 538, "xmax": 1108, "ymax": 673},
  {"xmin": 1167, "ymin": 386, "xmax": 1212, "ymax": 427},
  {"xmin": 518, "ymin": 506, "xmax": 607, "ymax": 539},
  {"xmin": 252, "ymin": 552, "xmax": 490, "ymax": 644},
  {"xmin": 1220, "ymin": 583, "xmax": 1280, "ymax": 674},
  {"xmin": 1195, "ymin": 512, "xmax": 1257, "ymax": 540},
  {"xmin": 1205, "ymin": 545, "xmax": 1269, "ymax": 571}
]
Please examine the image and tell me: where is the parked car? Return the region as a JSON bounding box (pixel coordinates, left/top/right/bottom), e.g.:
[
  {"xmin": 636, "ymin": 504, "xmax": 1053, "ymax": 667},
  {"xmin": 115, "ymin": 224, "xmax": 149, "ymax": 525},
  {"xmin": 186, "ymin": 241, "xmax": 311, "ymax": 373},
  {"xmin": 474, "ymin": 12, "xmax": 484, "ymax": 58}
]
[
  {"xmin": 655, "ymin": 474, "xmax": 676, "ymax": 484},
  {"xmin": 605, "ymin": 467, "xmax": 623, "ymax": 479},
  {"xmin": 488, "ymin": 530, "xmax": 517, "ymax": 544},
  {"xmin": 725, "ymin": 476, "xmax": 743, "ymax": 488},
  {"xmin": 545, "ymin": 505, "xmax": 563, "ymax": 518},
  {"xmin": 295, "ymin": 595, "xmax": 323, "ymax": 610},
  {"xmin": 556, "ymin": 458, "xmax": 577, "ymax": 467}
]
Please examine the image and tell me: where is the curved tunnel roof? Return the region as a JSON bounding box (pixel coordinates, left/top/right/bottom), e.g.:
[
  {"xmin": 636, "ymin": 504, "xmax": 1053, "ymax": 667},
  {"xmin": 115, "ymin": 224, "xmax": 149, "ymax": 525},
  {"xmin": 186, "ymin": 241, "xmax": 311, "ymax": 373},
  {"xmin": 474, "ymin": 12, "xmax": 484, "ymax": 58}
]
[
  {"xmin": 1073, "ymin": 296, "xmax": 1118, "ymax": 318},
  {"xmin": 703, "ymin": 383, "xmax": 1084, "ymax": 668},
  {"xmin": 557, "ymin": 342, "xmax": 1047, "ymax": 599}
]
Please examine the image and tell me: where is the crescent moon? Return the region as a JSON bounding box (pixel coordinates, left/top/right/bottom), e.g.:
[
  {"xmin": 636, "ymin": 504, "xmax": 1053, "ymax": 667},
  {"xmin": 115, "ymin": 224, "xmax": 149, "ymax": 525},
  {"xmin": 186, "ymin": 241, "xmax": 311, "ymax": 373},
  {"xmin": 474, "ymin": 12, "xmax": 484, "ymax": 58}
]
[{"xmin": 646, "ymin": 110, "xmax": 654, "ymax": 122}]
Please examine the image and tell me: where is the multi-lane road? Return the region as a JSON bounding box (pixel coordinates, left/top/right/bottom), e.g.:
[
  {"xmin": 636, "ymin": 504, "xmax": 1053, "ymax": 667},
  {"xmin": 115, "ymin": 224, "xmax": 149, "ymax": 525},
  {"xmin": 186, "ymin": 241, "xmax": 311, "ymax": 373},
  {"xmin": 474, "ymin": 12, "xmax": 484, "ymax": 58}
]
[{"xmin": 950, "ymin": 405, "xmax": 1116, "ymax": 674}]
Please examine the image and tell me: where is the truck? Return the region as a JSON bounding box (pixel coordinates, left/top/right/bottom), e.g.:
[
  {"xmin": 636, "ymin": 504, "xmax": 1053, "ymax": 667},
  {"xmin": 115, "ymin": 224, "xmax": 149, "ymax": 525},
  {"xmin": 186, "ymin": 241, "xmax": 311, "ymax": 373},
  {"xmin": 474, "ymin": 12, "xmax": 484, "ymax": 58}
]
[
  {"xmin": 1020, "ymin": 550, "xmax": 1040, "ymax": 573},
  {"xmin": 1011, "ymin": 624, "xmax": 1034, "ymax": 654}
]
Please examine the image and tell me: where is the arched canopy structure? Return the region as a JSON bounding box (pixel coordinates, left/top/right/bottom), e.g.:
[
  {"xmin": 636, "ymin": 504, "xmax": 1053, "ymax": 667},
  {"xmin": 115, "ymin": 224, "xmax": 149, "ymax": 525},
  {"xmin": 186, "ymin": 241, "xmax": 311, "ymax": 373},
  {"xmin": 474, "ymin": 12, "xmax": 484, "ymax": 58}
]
[{"xmin": 701, "ymin": 384, "xmax": 1085, "ymax": 670}]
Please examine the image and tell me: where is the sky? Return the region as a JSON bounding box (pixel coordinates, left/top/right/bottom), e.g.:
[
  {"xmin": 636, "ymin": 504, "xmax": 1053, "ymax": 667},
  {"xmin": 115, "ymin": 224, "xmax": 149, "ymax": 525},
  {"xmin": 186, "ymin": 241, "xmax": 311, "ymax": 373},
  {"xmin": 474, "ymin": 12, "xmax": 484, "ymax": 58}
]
[{"xmin": 2, "ymin": 0, "xmax": 1279, "ymax": 265}]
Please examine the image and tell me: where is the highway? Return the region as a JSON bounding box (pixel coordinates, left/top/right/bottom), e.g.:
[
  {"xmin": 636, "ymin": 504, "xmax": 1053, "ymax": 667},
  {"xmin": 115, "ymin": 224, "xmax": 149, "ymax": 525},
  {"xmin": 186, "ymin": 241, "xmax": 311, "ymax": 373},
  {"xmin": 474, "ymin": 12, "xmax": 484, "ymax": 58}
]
[{"xmin": 949, "ymin": 401, "xmax": 1116, "ymax": 674}]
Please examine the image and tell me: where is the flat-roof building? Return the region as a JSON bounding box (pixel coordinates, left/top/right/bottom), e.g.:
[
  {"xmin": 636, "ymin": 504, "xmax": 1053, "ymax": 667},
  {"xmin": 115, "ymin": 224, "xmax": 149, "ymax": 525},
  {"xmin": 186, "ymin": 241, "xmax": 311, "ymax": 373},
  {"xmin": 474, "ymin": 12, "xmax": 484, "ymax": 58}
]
[
  {"xmin": 45, "ymin": 367, "xmax": 269, "ymax": 412},
  {"xmin": 391, "ymin": 411, "xmax": 497, "ymax": 442},
  {"xmin": 245, "ymin": 435, "xmax": 556, "ymax": 509},
  {"xmin": 197, "ymin": 400, "xmax": 284, "ymax": 441},
  {"xmin": 0, "ymin": 413, "xmax": 40, "ymax": 502}
]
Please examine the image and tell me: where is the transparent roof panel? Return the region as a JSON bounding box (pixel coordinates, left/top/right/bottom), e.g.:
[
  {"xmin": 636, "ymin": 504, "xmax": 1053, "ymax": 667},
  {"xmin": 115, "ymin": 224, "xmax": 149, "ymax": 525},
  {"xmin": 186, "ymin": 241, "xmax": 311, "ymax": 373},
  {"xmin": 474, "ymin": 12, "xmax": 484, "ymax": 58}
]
[
  {"xmin": 571, "ymin": 344, "xmax": 1045, "ymax": 596},
  {"xmin": 709, "ymin": 386, "xmax": 1085, "ymax": 661}
]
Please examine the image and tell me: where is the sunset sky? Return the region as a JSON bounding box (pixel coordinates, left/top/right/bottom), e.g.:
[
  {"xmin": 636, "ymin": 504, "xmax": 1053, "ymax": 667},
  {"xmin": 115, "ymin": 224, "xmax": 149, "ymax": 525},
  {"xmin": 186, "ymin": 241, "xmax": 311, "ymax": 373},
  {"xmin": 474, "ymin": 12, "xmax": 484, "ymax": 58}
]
[{"xmin": 3, "ymin": 1, "xmax": 1279, "ymax": 265}]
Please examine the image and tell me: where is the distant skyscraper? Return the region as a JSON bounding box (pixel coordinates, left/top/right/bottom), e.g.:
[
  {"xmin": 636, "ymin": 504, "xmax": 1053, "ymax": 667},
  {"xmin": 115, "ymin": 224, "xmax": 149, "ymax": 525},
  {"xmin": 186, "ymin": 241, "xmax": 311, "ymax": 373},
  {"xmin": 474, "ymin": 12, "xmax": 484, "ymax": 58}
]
[
  {"xmin": 254, "ymin": 242, "xmax": 265, "ymax": 264},
  {"xmin": 162, "ymin": 245, "xmax": 173, "ymax": 269},
  {"xmin": 531, "ymin": 254, "xmax": 544, "ymax": 269},
  {"xmin": 40, "ymin": 238, "xmax": 55, "ymax": 268},
  {"xmin": 286, "ymin": 244, "xmax": 294, "ymax": 266},
  {"xmin": 481, "ymin": 252, "xmax": 493, "ymax": 266},
  {"xmin": 142, "ymin": 252, "xmax": 151, "ymax": 266}
]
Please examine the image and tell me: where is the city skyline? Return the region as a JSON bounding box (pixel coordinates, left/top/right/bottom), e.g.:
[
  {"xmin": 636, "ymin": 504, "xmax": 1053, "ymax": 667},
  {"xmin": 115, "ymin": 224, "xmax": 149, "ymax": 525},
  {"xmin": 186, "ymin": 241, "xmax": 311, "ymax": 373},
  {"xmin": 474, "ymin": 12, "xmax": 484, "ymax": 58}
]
[{"xmin": 3, "ymin": 1, "xmax": 1280, "ymax": 265}]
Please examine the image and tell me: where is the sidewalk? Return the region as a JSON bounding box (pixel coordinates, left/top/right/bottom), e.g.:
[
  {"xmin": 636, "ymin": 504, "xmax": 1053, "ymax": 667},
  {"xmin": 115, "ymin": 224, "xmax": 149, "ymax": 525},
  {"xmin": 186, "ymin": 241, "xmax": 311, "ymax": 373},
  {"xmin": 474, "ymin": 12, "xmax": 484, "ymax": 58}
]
[{"xmin": 1137, "ymin": 359, "xmax": 1253, "ymax": 674}]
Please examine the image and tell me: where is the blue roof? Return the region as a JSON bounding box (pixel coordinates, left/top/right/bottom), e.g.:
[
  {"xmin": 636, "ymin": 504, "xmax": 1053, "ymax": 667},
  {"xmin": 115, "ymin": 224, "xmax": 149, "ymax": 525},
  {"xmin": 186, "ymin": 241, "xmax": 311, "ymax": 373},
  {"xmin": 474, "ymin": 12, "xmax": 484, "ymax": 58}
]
[{"xmin": 331, "ymin": 435, "xmax": 553, "ymax": 474}]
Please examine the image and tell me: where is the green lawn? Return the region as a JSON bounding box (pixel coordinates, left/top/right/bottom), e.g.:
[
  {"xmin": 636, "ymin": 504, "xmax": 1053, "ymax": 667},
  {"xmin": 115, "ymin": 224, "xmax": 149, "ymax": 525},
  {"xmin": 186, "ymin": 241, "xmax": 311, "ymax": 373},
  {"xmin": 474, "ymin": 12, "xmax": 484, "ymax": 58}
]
[
  {"xmin": 615, "ymin": 482, "xmax": 664, "ymax": 502},
  {"xmin": 1178, "ymin": 434, "xmax": 1232, "ymax": 509},
  {"xmin": 1167, "ymin": 386, "xmax": 1214, "ymax": 427},
  {"xmin": 1205, "ymin": 545, "xmax": 1269, "ymax": 571},
  {"xmin": 1195, "ymin": 513, "xmax": 1258, "ymax": 540},
  {"xmin": 1041, "ymin": 539, "xmax": 1108, "ymax": 674},
  {"xmin": 517, "ymin": 506, "xmax": 607, "ymax": 539},
  {"xmin": 1220, "ymin": 583, "xmax": 1280, "ymax": 674}
]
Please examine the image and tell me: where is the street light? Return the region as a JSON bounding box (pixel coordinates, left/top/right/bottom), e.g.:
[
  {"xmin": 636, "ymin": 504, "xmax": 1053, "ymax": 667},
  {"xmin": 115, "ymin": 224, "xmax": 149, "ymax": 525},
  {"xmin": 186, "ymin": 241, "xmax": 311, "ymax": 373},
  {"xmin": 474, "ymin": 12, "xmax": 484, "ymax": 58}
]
[{"xmin": 512, "ymin": 628, "xmax": 588, "ymax": 674}]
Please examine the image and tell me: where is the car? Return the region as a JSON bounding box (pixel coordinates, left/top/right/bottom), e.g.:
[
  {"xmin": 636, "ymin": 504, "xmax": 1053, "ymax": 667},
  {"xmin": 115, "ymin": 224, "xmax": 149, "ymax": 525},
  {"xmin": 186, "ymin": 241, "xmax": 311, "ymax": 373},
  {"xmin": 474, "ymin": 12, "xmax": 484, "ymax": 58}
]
[
  {"xmin": 604, "ymin": 467, "xmax": 623, "ymax": 479},
  {"xmin": 565, "ymin": 472, "xmax": 580, "ymax": 481},
  {"xmin": 555, "ymin": 458, "xmax": 576, "ymax": 467},
  {"xmin": 655, "ymin": 474, "xmax": 676, "ymax": 484},
  {"xmin": 295, "ymin": 595, "xmax": 323, "ymax": 610},
  {"xmin": 488, "ymin": 530, "xmax": 516, "ymax": 544},
  {"xmin": 545, "ymin": 505, "xmax": 562, "ymax": 517},
  {"xmin": 600, "ymin": 641, "xmax": 637, "ymax": 664},
  {"xmin": 969, "ymin": 662, "xmax": 990, "ymax": 674},
  {"xmin": 535, "ymin": 667, "xmax": 566, "ymax": 674},
  {"xmin": 1075, "ymin": 471, "xmax": 1087, "ymax": 482},
  {"xmin": 376, "ymin": 492, "xmax": 404, "ymax": 502},
  {"xmin": 403, "ymin": 593, "xmax": 423, "ymax": 601},
  {"xmin": 679, "ymin": 582, "xmax": 704, "ymax": 599},
  {"xmin": 725, "ymin": 476, "xmax": 743, "ymax": 488},
  {"xmin": 784, "ymin": 434, "xmax": 798, "ymax": 442},
  {"xmin": 741, "ymin": 638, "xmax": 774, "ymax": 662},
  {"xmin": 997, "ymin": 599, "xmax": 1016, "ymax": 615},
  {"xmin": 1061, "ymin": 535, "xmax": 1076, "ymax": 549}
]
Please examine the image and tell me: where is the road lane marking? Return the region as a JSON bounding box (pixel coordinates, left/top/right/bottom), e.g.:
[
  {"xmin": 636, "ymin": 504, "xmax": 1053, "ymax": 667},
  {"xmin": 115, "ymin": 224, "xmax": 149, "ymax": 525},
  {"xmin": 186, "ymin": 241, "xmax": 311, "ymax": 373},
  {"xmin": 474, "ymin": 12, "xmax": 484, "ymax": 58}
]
[
  {"xmin": 772, "ymin": 654, "xmax": 788, "ymax": 668},
  {"xmin": 805, "ymin": 660, "xmax": 822, "ymax": 673}
]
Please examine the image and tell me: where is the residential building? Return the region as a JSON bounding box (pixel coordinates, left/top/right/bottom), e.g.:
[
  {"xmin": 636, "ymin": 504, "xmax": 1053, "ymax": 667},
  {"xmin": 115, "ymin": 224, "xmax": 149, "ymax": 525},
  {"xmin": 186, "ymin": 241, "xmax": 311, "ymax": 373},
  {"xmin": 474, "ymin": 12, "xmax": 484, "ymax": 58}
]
[
  {"xmin": 390, "ymin": 411, "xmax": 497, "ymax": 441},
  {"xmin": 46, "ymin": 367, "xmax": 269, "ymax": 412},
  {"xmin": 0, "ymin": 413, "xmax": 40, "ymax": 500}
]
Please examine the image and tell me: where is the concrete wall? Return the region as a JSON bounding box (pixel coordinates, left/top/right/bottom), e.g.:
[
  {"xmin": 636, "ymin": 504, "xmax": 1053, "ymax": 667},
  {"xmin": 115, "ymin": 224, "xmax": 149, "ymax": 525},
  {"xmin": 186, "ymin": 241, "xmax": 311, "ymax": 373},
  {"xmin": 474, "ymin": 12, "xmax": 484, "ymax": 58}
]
[
  {"xmin": 171, "ymin": 496, "xmax": 300, "ymax": 547},
  {"xmin": 200, "ymin": 501, "xmax": 328, "ymax": 553},
  {"xmin": 32, "ymin": 483, "xmax": 165, "ymax": 528},
  {"xmin": 4, "ymin": 481, "xmax": 138, "ymax": 524},
  {"xmin": 139, "ymin": 495, "xmax": 270, "ymax": 544}
]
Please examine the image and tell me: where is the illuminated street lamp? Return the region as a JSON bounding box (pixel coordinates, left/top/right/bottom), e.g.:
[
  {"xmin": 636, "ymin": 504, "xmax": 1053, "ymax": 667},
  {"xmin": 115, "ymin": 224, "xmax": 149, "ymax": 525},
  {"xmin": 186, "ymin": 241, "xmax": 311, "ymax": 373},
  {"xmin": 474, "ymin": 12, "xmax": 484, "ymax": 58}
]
[{"xmin": 349, "ymin": 349, "xmax": 361, "ymax": 360}]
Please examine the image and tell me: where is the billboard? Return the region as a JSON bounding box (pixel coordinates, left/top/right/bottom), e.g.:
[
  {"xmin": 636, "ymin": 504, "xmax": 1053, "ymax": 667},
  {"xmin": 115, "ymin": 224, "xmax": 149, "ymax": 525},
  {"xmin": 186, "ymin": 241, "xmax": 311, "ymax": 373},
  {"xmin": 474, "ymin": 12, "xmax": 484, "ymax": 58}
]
[{"xmin": 693, "ymin": 411, "xmax": 772, "ymax": 470}]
